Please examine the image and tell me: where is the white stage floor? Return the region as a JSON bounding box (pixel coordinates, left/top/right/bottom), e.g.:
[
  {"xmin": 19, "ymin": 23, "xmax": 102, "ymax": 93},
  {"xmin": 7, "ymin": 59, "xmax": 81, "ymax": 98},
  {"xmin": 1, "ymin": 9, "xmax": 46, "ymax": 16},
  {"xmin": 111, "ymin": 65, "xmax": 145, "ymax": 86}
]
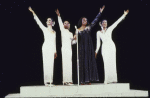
[{"xmin": 5, "ymin": 83, "xmax": 149, "ymax": 97}]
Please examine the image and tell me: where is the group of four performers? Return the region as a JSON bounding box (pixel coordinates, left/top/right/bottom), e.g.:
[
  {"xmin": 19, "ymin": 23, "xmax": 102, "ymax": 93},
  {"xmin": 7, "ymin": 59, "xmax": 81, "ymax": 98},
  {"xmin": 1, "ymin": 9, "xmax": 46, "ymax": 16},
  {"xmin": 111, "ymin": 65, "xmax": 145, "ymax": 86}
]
[{"xmin": 28, "ymin": 5, "xmax": 129, "ymax": 86}]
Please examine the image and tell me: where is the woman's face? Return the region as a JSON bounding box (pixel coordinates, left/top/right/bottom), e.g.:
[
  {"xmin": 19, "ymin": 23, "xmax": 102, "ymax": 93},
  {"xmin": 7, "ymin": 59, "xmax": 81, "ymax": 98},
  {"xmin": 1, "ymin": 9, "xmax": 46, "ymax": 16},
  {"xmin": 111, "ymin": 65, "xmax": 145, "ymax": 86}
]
[
  {"xmin": 46, "ymin": 18, "xmax": 53, "ymax": 26},
  {"xmin": 64, "ymin": 21, "xmax": 70, "ymax": 29},
  {"xmin": 102, "ymin": 20, "xmax": 107, "ymax": 28},
  {"xmin": 82, "ymin": 18, "xmax": 87, "ymax": 26}
]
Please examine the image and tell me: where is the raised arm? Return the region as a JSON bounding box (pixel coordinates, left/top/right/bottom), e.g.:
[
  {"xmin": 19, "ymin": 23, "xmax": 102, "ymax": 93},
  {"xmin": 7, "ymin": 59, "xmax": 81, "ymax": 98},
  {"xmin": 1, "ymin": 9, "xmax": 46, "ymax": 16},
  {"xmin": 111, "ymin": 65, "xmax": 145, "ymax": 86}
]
[
  {"xmin": 109, "ymin": 10, "xmax": 129, "ymax": 30},
  {"xmin": 55, "ymin": 9, "xmax": 65, "ymax": 32},
  {"xmin": 29, "ymin": 6, "xmax": 45, "ymax": 31},
  {"xmin": 95, "ymin": 31, "xmax": 101, "ymax": 57},
  {"xmin": 89, "ymin": 5, "xmax": 105, "ymax": 30}
]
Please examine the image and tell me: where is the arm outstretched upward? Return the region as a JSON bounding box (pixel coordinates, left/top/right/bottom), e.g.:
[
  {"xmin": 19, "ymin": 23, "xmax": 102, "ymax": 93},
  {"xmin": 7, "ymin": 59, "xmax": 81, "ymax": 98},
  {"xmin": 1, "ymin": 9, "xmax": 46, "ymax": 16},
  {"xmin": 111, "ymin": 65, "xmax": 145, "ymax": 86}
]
[
  {"xmin": 29, "ymin": 6, "xmax": 46, "ymax": 31},
  {"xmin": 109, "ymin": 10, "xmax": 129, "ymax": 31},
  {"xmin": 89, "ymin": 5, "xmax": 105, "ymax": 30},
  {"xmin": 55, "ymin": 9, "xmax": 65, "ymax": 32}
]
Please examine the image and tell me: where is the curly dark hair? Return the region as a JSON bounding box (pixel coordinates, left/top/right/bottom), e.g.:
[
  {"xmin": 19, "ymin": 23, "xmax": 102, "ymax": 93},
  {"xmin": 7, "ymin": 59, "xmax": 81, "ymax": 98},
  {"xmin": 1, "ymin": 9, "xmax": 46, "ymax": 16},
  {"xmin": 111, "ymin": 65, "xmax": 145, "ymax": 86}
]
[{"xmin": 78, "ymin": 17, "xmax": 90, "ymax": 28}]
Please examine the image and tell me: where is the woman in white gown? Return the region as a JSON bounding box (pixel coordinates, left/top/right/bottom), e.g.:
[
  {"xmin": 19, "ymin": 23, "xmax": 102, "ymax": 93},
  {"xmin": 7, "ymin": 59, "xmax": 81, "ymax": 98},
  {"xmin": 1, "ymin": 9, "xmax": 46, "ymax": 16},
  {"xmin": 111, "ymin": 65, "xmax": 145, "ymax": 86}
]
[
  {"xmin": 55, "ymin": 9, "xmax": 75, "ymax": 85},
  {"xmin": 95, "ymin": 10, "xmax": 129, "ymax": 84},
  {"xmin": 29, "ymin": 7, "xmax": 57, "ymax": 86}
]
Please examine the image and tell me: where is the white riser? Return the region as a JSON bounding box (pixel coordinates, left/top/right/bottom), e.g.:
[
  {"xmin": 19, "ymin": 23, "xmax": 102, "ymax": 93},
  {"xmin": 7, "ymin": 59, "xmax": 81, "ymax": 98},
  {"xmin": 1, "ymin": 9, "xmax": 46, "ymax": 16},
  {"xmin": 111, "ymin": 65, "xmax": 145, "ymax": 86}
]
[
  {"xmin": 5, "ymin": 90, "xmax": 149, "ymax": 97},
  {"xmin": 20, "ymin": 83, "xmax": 130, "ymax": 96},
  {"xmin": 5, "ymin": 83, "xmax": 149, "ymax": 97}
]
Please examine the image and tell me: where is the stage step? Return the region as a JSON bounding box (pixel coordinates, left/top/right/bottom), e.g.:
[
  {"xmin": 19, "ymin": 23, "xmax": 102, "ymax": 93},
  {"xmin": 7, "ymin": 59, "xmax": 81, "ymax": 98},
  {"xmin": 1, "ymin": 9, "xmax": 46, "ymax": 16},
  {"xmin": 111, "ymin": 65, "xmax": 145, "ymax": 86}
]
[
  {"xmin": 5, "ymin": 90, "xmax": 149, "ymax": 97},
  {"xmin": 5, "ymin": 83, "xmax": 149, "ymax": 97},
  {"xmin": 20, "ymin": 83, "xmax": 130, "ymax": 96}
]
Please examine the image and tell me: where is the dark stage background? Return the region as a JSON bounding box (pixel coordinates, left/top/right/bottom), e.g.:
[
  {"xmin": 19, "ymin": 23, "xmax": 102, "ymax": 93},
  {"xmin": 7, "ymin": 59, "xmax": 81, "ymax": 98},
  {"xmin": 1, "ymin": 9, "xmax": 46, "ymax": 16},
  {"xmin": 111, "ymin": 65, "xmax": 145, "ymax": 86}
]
[{"xmin": 0, "ymin": 0, "xmax": 150, "ymax": 97}]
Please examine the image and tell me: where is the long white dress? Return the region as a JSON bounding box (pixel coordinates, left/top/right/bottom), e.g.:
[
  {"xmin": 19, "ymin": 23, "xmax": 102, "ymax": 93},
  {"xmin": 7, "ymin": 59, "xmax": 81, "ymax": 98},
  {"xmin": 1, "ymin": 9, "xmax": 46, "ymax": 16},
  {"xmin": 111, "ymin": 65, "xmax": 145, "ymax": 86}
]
[
  {"xmin": 34, "ymin": 14, "xmax": 56, "ymax": 84},
  {"xmin": 95, "ymin": 14, "xmax": 125, "ymax": 84},
  {"xmin": 58, "ymin": 16, "xmax": 74, "ymax": 83}
]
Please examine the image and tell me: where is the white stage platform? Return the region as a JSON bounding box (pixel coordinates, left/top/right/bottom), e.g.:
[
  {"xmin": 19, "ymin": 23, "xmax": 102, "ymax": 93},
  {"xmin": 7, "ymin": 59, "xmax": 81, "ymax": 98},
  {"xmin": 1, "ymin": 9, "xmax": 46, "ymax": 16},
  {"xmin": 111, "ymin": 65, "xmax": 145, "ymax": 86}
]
[{"xmin": 5, "ymin": 83, "xmax": 149, "ymax": 97}]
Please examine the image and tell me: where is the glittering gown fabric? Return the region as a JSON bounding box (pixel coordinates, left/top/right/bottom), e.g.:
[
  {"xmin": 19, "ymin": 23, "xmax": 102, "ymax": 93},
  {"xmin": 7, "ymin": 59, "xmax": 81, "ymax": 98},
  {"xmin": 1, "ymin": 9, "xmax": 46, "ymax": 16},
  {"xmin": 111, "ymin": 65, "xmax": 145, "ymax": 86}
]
[{"xmin": 78, "ymin": 12, "xmax": 101, "ymax": 84}]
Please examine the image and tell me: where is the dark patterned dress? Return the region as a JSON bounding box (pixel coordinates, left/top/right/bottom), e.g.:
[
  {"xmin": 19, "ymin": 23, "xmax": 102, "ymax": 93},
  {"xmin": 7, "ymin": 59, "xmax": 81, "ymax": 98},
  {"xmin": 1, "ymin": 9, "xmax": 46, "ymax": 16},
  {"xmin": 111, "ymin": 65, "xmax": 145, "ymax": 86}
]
[{"xmin": 78, "ymin": 12, "xmax": 102, "ymax": 84}]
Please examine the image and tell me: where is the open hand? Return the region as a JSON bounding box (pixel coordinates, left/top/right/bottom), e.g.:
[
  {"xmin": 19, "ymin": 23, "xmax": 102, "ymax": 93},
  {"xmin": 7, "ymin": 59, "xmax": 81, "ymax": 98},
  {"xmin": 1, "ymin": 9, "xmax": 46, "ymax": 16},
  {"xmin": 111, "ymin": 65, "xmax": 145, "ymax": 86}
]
[
  {"xmin": 124, "ymin": 10, "xmax": 129, "ymax": 16},
  {"xmin": 100, "ymin": 5, "xmax": 105, "ymax": 13},
  {"xmin": 55, "ymin": 9, "xmax": 60, "ymax": 16},
  {"xmin": 28, "ymin": 6, "xmax": 34, "ymax": 13}
]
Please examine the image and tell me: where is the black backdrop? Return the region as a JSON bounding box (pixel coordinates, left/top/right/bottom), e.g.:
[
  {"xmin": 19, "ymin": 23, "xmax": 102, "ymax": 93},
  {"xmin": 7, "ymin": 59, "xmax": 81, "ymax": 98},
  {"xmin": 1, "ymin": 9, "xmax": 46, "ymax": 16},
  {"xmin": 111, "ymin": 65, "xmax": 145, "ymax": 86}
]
[{"xmin": 0, "ymin": 0, "xmax": 150, "ymax": 97}]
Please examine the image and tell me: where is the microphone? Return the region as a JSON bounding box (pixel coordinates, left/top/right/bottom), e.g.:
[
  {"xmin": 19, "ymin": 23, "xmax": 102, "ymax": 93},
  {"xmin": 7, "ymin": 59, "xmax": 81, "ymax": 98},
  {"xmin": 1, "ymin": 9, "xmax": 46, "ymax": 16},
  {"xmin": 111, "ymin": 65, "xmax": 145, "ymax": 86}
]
[{"xmin": 75, "ymin": 25, "xmax": 77, "ymax": 30}]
